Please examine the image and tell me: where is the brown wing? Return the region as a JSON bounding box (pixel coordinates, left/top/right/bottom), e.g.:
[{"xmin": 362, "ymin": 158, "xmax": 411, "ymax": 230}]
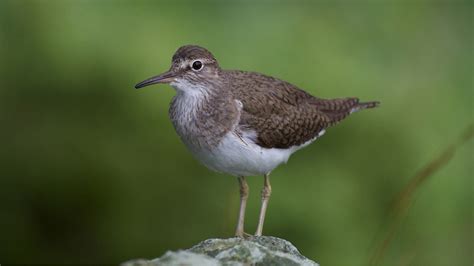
[{"xmin": 227, "ymin": 70, "xmax": 376, "ymax": 149}]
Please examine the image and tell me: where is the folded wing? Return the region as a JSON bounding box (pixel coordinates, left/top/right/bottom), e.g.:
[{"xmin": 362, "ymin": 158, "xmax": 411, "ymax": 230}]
[{"xmin": 228, "ymin": 71, "xmax": 378, "ymax": 149}]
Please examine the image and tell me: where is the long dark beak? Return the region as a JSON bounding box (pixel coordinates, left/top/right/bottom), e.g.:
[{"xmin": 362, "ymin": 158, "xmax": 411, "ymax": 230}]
[{"xmin": 135, "ymin": 70, "xmax": 176, "ymax": 89}]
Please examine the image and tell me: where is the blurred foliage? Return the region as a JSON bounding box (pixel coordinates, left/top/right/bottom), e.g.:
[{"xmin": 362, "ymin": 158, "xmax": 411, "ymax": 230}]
[{"xmin": 0, "ymin": 1, "xmax": 472, "ymax": 265}]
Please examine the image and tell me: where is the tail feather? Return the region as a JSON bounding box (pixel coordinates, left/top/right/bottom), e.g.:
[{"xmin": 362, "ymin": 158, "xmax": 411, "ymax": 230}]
[
  {"xmin": 312, "ymin": 97, "xmax": 380, "ymax": 125},
  {"xmin": 351, "ymin": 100, "xmax": 380, "ymax": 113}
]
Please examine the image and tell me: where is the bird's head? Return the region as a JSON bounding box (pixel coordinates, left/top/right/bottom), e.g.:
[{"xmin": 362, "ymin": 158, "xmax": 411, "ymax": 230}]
[{"xmin": 135, "ymin": 45, "xmax": 221, "ymax": 93}]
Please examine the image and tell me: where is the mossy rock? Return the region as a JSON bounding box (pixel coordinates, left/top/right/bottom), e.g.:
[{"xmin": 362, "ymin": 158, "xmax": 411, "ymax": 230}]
[{"xmin": 122, "ymin": 236, "xmax": 318, "ymax": 266}]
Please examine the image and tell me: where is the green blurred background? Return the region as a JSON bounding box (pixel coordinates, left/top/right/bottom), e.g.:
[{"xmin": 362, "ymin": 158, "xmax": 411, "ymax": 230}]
[{"xmin": 0, "ymin": 1, "xmax": 472, "ymax": 265}]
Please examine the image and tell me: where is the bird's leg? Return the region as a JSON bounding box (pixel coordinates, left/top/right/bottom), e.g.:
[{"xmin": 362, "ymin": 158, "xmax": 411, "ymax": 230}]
[
  {"xmin": 255, "ymin": 174, "xmax": 272, "ymax": 236},
  {"xmin": 235, "ymin": 176, "xmax": 249, "ymax": 238}
]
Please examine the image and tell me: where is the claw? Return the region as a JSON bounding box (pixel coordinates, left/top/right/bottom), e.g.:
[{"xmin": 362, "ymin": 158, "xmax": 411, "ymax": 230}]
[{"xmin": 235, "ymin": 231, "xmax": 253, "ymax": 239}]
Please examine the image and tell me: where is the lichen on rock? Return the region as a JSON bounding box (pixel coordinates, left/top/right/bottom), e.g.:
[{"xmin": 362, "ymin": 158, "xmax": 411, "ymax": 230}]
[{"xmin": 122, "ymin": 236, "xmax": 319, "ymax": 266}]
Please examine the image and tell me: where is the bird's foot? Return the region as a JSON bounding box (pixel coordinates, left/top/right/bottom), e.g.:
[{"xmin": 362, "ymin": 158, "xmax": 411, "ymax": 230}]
[{"xmin": 235, "ymin": 231, "xmax": 253, "ymax": 239}]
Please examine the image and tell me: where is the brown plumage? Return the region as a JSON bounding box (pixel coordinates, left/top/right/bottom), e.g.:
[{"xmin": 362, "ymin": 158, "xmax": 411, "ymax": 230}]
[{"xmin": 224, "ymin": 70, "xmax": 379, "ymax": 148}]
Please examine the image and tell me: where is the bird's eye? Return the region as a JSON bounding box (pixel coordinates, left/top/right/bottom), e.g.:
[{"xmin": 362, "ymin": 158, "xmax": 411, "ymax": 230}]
[{"xmin": 191, "ymin": 60, "xmax": 203, "ymax": 71}]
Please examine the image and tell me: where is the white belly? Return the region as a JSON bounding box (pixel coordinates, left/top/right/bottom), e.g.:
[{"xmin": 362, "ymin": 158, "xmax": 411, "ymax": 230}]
[
  {"xmin": 168, "ymin": 80, "xmax": 325, "ymax": 177},
  {"xmin": 188, "ymin": 130, "xmax": 323, "ymax": 177}
]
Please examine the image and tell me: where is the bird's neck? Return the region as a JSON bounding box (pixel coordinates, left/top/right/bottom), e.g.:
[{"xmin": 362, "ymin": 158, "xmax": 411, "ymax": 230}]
[{"xmin": 169, "ymin": 78, "xmax": 226, "ymax": 149}]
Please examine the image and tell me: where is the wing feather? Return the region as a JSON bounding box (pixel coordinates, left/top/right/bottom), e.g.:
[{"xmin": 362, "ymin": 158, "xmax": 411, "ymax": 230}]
[{"xmin": 226, "ymin": 70, "xmax": 374, "ymax": 149}]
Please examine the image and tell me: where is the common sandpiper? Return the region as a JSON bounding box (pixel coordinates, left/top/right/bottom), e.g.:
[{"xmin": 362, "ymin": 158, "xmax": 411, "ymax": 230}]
[{"xmin": 135, "ymin": 45, "xmax": 379, "ymax": 237}]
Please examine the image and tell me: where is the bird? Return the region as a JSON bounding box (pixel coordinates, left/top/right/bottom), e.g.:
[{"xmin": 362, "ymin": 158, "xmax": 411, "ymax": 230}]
[{"xmin": 135, "ymin": 45, "xmax": 379, "ymax": 237}]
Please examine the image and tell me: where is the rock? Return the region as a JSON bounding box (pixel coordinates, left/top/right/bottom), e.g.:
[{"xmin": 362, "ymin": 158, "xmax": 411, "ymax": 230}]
[{"xmin": 122, "ymin": 236, "xmax": 319, "ymax": 266}]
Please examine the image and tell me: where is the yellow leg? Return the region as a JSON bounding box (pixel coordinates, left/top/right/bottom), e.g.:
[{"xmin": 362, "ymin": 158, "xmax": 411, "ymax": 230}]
[
  {"xmin": 255, "ymin": 174, "xmax": 272, "ymax": 236},
  {"xmin": 235, "ymin": 176, "xmax": 249, "ymax": 237}
]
